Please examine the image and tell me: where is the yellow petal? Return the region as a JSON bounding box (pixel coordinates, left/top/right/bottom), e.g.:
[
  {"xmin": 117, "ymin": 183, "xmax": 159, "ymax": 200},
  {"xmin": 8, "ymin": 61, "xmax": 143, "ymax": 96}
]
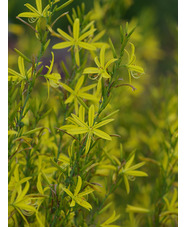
[
  {"xmin": 8, "ymin": 68, "xmax": 24, "ymax": 79},
  {"xmin": 36, "ymin": 0, "xmax": 42, "ymax": 14},
  {"xmin": 75, "ymin": 76, "xmax": 84, "ymax": 91},
  {"xmin": 93, "ymin": 129, "xmax": 111, "ymax": 140},
  {"xmin": 70, "ymin": 199, "xmax": 76, "ymax": 207},
  {"xmin": 94, "ymin": 119, "xmax": 114, "ymax": 129},
  {"xmin": 57, "ymin": 28, "xmax": 73, "ymax": 41},
  {"xmin": 59, "ymin": 82, "xmax": 74, "ymax": 94},
  {"xmin": 71, "ymin": 114, "xmax": 88, "ymax": 128},
  {"xmin": 128, "ymin": 65, "xmax": 144, "ymax": 73},
  {"xmin": 25, "ymin": 3, "xmax": 40, "ymax": 15},
  {"xmin": 127, "ymin": 162, "xmax": 145, "ymax": 171},
  {"xmin": 94, "ymin": 57, "xmax": 101, "ymax": 68},
  {"xmin": 17, "ymin": 12, "xmax": 39, "ymax": 18},
  {"xmin": 75, "ymin": 197, "xmax": 92, "ymax": 210},
  {"xmin": 53, "ymin": 41, "xmax": 72, "ymax": 49},
  {"xmin": 102, "ymin": 71, "xmax": 111, "ymax": 79},
  {"xmin": 100, "ymin": 45, "xmax": 106, "ymax": 67},
  {"xmin": 47, "ymin": 52, "xmax": 54, "ymax": 74},
  {"xmin": 73, "ymin": 18, "xmax": 80, "ymax": 40},
  {"xmin": 79, "ymin": 105, "xmax": 85, "ymax": 122},
  {"xmin": 83, "ymin": 67, "xmax": 99, "ymax": 74},
  {"xmin": 124, "ymin": 175, "xmax": 130, "ymax": 194},
  {"xmin": 65, "ymin": 94, "xmax": 74, "ymax": 104},
  {"xmin": 85, "ymin": 133, "xmax": 92, "ymax": 154},
  {"xmin": 79, "ymin": 42, "xmax": 96, "ymax": 51},
  {"xmin": 78, "ymin": 188, "xmax": 94, "ymax": 197},
  {"xmin": 74, "ymin": 45, "xmax": 80, "ymax": 66},
  {"xmin": 79, "ymin": 28, "xmax": 96, "ymax": 41},
  {"xmin": 68, "ymin": 127, "xmax": 88, "ymax": 135},
  {"xmin": 102, "ymin": 211, "xmax": 120, "ymax": 225},
  {"xmin": 74, "ymin": 176, "xmax": 82, "ymax": 196},
  {"xmin": 126, "ymin": 170, "xmax": 148, "ymax": 177},
  {"xmin": 88, "ymin": 105, "xmax": 95, "ymax": 127},
  {"xmin": 105, "ymin": 58, "xmax": 118, "ymax": 69},
  {"xmin": 80, "ymin": 84, "xmax": 97, "ymax": 92},
  {"xmin": 79, "ymin": 93, "xmax": 98, "ymax": 101},
  {"xmin": 125, "ymin": 154, "xmax": 135, "ymax": 169},
  {"xmin": 63, "ymin": 188, "xmax": 74, "ymax": 198}
]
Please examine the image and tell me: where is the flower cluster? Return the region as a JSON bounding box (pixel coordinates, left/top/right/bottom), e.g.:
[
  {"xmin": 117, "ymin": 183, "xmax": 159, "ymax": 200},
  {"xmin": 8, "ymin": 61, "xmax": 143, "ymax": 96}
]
[{"xmin": 8, "ymin": 1, "xmax": 151, "ymax": 226}]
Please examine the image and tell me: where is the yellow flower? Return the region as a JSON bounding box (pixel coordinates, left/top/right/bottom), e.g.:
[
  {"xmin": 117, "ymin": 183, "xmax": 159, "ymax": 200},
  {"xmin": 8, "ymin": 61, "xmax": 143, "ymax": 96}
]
[
  {"xmin": 63, "ymin": 176, "xmax": 94, "ymax": 211},
  {"xmin": 100, "ymin": 211, "xmax": 120, "ymax": 227},
  {"xmin": 59, "ymin": 75, "xmax": 98, "ymax": 114},
  {"xmin": 160, "ymin": 188, "xmax": 178, "ymax": 222},
  {"xmin": 124, "ymin": 42, "xmax": 144, "ymax": 83},
  {"xmin": 119, "ymin": 153, "xmax": 148, "ymax": 194},
  {"xmin": 83, "ymin": 45, "xmax": 117, "ymax": 80},
  {"xmin": 8, "ymin": 165, "xmax": 44, "ymax": 225},
  {"xmin": 8, "ymin": 56, "xmax": 32, "ymax": 83},
  {"xmin": 83, "ymin": 45, "xmax": 117, "ymax": 93},
  {"xmin": 52, "ymin": 18, "xmax": 96, "ymax": 66},
  {"xmin": 60, "ymin": 105, "xmax": 114, "ymax": 153},
  {"xmin": 43, "ymin": 52, "xmax": 61, "ymax": 99},
  {"xmin": 17, "ymin": 0, "xmax": 59, "ymax": 20}
]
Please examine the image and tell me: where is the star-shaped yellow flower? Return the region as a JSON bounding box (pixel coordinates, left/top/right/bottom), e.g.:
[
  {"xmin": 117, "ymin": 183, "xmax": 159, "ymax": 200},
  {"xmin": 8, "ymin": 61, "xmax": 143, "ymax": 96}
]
[
  {"xmin": 17, "ymin": 0, "xmax": 59, "ymax": 20},
  {"xmin": 60, "ymin": 105, "xmax": 114, "ymax": 153},
  {"xmin": 8, "ymin": 56, "xmax": 33, "ymax": 83},
  {"xmin": 52, "ymin": 18, "xmax": 96, "ymax": 66},
  {"xmin": 83, "ymin": 45, "xmax": 117, "ymax": 94},
  {"xmin": 63, "ymin": 176, "xmax": 94, "ymax": 211},
  {"xmin": 83, "ymin": 45, "xmax": 117, "ymax": 80},
  {"xmin": 59, "ymin": 75, "xmax": 98, "ymax": 114},
  {"xmin": 119, "ymin": 153, "xmax": 148, "ymax": 194}
]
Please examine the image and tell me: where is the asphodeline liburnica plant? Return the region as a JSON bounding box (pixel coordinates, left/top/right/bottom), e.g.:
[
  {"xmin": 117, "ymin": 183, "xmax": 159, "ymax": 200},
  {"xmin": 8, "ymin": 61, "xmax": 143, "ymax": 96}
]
[{"xmin": 8, "ymin": 0, "xmax": 146, "ymax": 226}]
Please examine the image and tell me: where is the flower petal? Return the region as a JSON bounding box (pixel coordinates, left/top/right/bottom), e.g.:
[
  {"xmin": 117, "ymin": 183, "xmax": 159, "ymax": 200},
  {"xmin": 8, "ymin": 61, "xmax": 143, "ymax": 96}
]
[
  {"xmin": 59, "ymin": 82, "xmax": 74, "ymax": 94},
  {"xmin": 17, "ymin": 12, "xmax": 39, "ymax": 18},
  {"xmin": 65, "ymin": 94, "xmax": 74, "ymax": 104},
  {"xmin": 25, "ymin": 3, "xmax": 40, "ymax": 15},
  {"xmin": 74, "ymin": 176, "xmax": 82, "ymax": 196},
  {"xmin": 73, "ymin": 18, "xmax": 79, "ymax": 40},
  {"xmin": 102, "ymin": 71, "xmax": 111, "ymax": 79},
  {"xmin": 79, "ymin": 29, "xmax": 96, "ymax": 41},
  {"xmin": 94, "ymin": 57, "xmax": 101, "ymax": 68},
  {"xmin": 53, "ymin": 41, "xmax": 72, "ymax": 49},
  {"xmin": 74, "ymin": 45, "xmax": 80, "ymax": 66},
  {"xmin": 88, "ymin": 105, "xmax": 95, "ymax": 127},
  {"xmin": 36, "ymin": 0, "xmax": 42, "ymax": 14},
  {"xmin": 83, "ymin": 67, "xmax": 99, "ymax": 74},
  {"xmin": 71, "ymin": 114, "xmax": 88, "ymax": 128},
  {"xmin": 18, "ymin": 57, "xmax": 25, "ymax": 76},
  {"xmin": 93, "ymin": 129, "xmax": 111, "ymax": 140},
  {"xmin": 124, "ymin": 175, "xmax": 130, "ymax": 194},
  {"xmin": 79, "ymin": 42, "xmax": 96, "ymax": 51},
  {"xmin": 105, "ymin": 58, "xmax": 118, "ymax": 69},
  {"xmin": 68, "ymin": 127, "xmax": 88, "ymax": 135},
  {"xmin": 75, "ymin": 76, "xmax": 84, "ymax": 91},
  {"xmin": 79, "ymin": 105, "xmax": 85, "ymax": 122},
  {"xmin": 100, "ymin": 45, "xmax": 106, "ymax": 67},
  {"xmin": 57, "ymin": 28, "xmax": 73, "ymax": 41},
  {"xmin": 94, "ymin": 119, "xmax": 114, "ymax": 129},
  {"xmin": 79, "ymin": 93, "xmax": 98, "ymax": 101},
  {"xmin": 80, "ymin": 84, "xmax": 97, "ymax": 92}
]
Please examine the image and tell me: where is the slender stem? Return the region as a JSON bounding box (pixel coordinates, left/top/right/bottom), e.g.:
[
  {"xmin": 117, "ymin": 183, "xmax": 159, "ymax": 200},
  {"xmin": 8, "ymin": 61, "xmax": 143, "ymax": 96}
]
[
  {"xmin": 16, "ymin": 17, "xmax": 38, "ymax": 33},
  {"xmin": 51, "ymin": 12, "xmax": 69, "ymax": 28}
]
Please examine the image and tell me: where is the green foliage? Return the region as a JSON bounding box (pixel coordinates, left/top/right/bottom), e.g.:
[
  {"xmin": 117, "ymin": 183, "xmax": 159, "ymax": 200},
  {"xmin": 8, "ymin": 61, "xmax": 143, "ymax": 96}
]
[{"xmin": 8, "ymin": 0, "xmax": 177, "ymax": 226}]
